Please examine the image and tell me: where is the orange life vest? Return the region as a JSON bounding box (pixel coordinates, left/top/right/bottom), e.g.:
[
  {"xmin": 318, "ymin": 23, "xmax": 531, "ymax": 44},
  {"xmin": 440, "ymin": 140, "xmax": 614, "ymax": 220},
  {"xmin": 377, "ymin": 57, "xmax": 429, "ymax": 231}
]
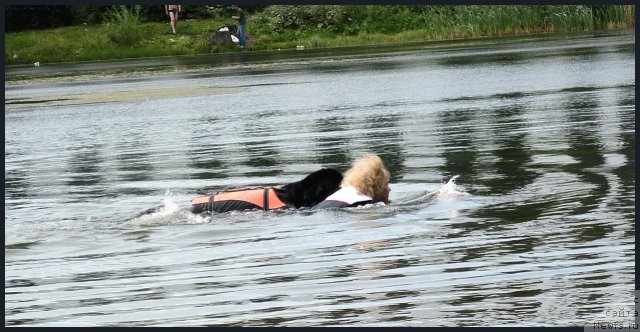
[{"xmin": 191, "ymin": 187, "xmax": 287, "ymax": 213}]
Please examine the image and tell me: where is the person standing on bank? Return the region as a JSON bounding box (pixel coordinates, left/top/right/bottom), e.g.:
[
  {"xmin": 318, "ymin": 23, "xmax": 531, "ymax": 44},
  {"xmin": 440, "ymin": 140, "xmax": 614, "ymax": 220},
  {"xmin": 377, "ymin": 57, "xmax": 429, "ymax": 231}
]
[
  {"xmin": 231, "ymin": 5, "xmax": 247, "ymax": 48},
  {"xmin": 165, "ymin": 5, "xmax": 182, "ymax": 34}
]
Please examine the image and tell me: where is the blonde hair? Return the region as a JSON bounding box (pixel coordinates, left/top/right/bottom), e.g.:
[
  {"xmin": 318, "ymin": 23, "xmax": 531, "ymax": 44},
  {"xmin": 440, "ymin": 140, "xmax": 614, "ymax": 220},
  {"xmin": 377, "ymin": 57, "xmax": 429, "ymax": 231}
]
[{"xmin": 341, "ymin": 154, "xmax": 390, "ymax": 202}]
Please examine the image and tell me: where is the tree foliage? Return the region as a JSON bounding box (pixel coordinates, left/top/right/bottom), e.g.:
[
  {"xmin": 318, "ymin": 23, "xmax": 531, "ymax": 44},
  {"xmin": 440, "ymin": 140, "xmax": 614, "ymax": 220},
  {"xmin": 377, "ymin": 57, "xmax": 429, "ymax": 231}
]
[
  {"xmin": 5, "ymin": 6, "xmax": 74, "ymax": 31},
  {"xmin": 6, "ymin": 5, "xmax": 633, "ymax": 33},
  {"xmin": 5, "ymin": 5, "xmax": 265, "ymax": 32}
]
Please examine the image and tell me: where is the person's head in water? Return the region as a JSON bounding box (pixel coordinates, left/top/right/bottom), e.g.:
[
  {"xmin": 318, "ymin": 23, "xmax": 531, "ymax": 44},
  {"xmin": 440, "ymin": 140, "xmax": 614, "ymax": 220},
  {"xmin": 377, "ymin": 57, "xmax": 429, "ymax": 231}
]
[{"xmin": 341, "ymin": 154, "xmax": 391, "ymax": 204}]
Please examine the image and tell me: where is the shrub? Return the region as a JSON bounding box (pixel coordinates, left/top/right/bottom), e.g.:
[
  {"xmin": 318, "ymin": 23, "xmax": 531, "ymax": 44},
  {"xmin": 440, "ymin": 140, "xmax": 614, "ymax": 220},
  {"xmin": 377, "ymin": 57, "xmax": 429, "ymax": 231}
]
[
  {"xmin": 252, "ymin": 5, "xmax": 358, "ymax": 35},
  {"xmin": 104, "ymin": 5, "xmax": 145, "ymax": 46}
]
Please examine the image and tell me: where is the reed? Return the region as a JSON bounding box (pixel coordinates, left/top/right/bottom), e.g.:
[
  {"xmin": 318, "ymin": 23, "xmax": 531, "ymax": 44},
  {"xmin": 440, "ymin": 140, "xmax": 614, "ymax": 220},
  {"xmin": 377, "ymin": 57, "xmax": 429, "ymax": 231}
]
[{"xmin": 592, "ymin": 5, "xmax": 635, "ymax": 29}]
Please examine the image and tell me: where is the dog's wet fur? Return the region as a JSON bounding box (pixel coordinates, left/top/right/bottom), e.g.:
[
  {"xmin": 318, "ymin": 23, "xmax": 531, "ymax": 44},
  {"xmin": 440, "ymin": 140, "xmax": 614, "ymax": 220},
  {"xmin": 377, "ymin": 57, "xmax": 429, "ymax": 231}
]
[{"xmin": 273, "ymin": 168, "xmax": 343, "ymax": 209}]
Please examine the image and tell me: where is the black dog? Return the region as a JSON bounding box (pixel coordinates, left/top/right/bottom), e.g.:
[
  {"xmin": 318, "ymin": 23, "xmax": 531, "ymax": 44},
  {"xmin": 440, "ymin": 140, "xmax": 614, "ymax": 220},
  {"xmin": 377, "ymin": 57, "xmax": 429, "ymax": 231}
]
[{"xmin": 190, "ymin": 168, "xmax": 343, "ymax": 213}]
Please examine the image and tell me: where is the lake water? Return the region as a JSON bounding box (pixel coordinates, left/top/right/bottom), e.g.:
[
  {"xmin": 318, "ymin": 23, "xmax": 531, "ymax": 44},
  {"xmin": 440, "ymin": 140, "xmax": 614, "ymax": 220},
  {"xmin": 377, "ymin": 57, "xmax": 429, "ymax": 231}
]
[{"xmin": 4, "ymin": 29, "xmax": 635, "ymax": 327}]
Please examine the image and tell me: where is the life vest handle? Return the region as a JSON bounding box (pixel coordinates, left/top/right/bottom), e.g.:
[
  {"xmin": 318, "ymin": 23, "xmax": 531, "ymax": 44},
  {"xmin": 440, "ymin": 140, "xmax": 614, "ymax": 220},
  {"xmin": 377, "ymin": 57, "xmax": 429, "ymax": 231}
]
[{"xmin": 213, "ymin": 186, "xmax": 265, "ymax": 195}]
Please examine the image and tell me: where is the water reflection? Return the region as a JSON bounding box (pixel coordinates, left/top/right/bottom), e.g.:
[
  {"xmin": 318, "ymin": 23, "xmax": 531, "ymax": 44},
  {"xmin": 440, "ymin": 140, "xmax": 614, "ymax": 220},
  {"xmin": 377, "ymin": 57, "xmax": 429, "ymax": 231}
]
[
  {"xmin": 5, "ymin": 241, "xmax": 40, "ymax": 250},
  {"xmin": 495, "ymin": 282, "xmax": 543, "ymax": 319},
  {"xmin": 70, "ymin": 266, "xmax": 168, "ymax": 283},
  {"xmin": 561, "ymin": 91, "xmax": 617, "ymax": 243},
  {"xmin": 115, "ymin": 133, "xmax": 155, "ymax": 195},
  {"xmin": 116, "ymin": 150, "xmax": 154, "ymax": 181},
  {"xmin": 439, "ymin": 51, "xmax": 526, "ymax": 67},
  {"xmin": 501, "ymin": 237, "xmax": 542, "ymax": 255},
  {"xmin": 379, "ymin": 302, "xmax": 415, "ymax": 322},
  {"xmin": 324, "ymin": 265, "xmax": 359, "ymax": 279},
  {"xmin": 437, "ymin": 108, "xmax": 480, "ymax": 187},
  {"xmin": 4, "ymin": 168, "xmax": 32, "ymax": 199},
  {"xmin": 241, "ymin": 114, "xmax": 283, "ymax": 178},
  {"xmin": 612, "ymin": 87, "xmax": 635, "ymax": 196},
  {"xmin": 562, "ymin": 91, "xmax": 610, "ymax": 217},
  {"xmin": 364, "ymin": 114, "xmax": 406, "ymax": 182},
  {"xmin": 249, "ymin": 295, "xmax": 285, "ymax": 303},
  {"xmin": 6, "ymin": 278, "xmax": 38, "ymax": 288},
  {"xmin": 314, "ymin": 116, "xmax": 351, "ymax": 170},
  {"xmin": 464, "ymin": 99, "xmax": 550, "ymax": 229},
  {"xmin": 122, "ymin": 229, "xmax": 154, "ymax": 242},
  {"xmin": 187, "ymin": 115, "xmax": 230, "ymax": 184},
  {"xmin": 240, "ymin": 49, "xmax": 248, "ymax": 65},
  {"xmin": 65, "ymin": 144, "xmax": 105, "ymax": 187},
  {"xmin": 482, "ymin": 103, "xmax": 538, "ymax": 195},
  {"xmin": 347, "ymin": 59, "xmax": 406, "ymax": 72},
  {"xmin": 64, "ymin": 142, "xmax": 108, "ymax": 201},
  {"xmin": 445, "ymin": 280, "xmax": 544, "ymax": 325},
  {"xmin": 316, "ymin": 308, "xmax": 368, "ymax": 325},
  {"xmin": 255, "ymin": 275, "xmax": 299, "ymax": 284},
  {"xmin": 558, "ymin": 46, "xmax": 601, "ymax": 58}
]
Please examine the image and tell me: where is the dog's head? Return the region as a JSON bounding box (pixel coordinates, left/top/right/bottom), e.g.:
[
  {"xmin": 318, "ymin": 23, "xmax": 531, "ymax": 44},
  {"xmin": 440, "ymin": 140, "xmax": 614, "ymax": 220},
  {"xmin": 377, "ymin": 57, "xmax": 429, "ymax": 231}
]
[{"xmin": 279, "ymin": 168, "xmax": 343, "ymax": 208}]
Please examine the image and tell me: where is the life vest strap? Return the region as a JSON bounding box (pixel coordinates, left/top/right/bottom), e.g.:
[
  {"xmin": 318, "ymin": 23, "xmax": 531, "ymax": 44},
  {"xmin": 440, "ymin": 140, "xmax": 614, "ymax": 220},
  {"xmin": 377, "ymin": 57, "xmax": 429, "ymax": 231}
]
[{"xmin": 263, "ymin": 188, "xmax": 269, "ymax": 211}]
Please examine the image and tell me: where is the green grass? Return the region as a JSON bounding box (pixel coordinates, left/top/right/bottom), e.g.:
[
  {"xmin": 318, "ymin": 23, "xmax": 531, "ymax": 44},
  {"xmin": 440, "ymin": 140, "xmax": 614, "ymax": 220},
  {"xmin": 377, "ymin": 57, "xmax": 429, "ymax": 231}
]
[
  {"xmin": 5, "ymin": 5, "xmax": 635, "ymax": 65},
  {"xmin": 6, "ymin": 19, "xmax": 230, "ymax": 64}
]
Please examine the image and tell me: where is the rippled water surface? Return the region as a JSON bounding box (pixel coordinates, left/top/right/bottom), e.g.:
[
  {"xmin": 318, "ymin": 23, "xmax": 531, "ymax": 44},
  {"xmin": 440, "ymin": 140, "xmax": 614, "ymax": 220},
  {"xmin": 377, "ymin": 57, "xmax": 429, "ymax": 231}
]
[{"xmin": 5, "ymin": 30, "xmax": 635, "ymax": 327}]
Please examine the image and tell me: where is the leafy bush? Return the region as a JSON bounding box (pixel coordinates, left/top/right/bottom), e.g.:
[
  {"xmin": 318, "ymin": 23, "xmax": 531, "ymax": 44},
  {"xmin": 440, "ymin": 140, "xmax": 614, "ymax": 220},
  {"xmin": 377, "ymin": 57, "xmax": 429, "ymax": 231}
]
[
  {"xmin": 358, "ymin": 6, "xmax": 416, "ymax": 34},
  {"xmin": 252, "ymin": 5, "xmax": 358, "ymax": 35},
  {"xmin": 104, "ymin": 5, "xmax": 145, "ymax": 46},
  {"xmin": 186, "ymin": 5, "xmax": 228, "ymax": 20}
]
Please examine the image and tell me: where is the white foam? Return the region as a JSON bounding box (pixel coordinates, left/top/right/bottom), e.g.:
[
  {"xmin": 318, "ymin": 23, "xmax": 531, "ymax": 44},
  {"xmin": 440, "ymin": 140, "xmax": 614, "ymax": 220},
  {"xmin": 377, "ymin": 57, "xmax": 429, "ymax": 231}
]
[
  {"xmin": 160, "ymin": 189, "xmax": 180, "ymax": 214},
  {"xmin": 131, "ymin": 189, "xmax": 188, "ymax": 225},
  {"xmin": 435, "ymin": 175, "xmax": 469, "ymax": 200}
]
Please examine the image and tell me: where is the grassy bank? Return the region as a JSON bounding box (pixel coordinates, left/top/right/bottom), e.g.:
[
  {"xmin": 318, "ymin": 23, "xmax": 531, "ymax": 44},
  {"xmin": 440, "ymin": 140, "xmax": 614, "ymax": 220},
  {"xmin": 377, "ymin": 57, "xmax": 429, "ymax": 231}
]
[{"xmin": 5, "ymin": 5, "xmax": 635, "ymax": 65}]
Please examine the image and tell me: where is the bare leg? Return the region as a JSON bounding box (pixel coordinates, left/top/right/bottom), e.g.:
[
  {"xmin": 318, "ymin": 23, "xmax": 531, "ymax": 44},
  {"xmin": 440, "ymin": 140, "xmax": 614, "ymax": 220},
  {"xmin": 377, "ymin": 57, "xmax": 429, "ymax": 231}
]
[{"xmin": 169, "ymin": 12, "xmax": 178, "ymax": 34}]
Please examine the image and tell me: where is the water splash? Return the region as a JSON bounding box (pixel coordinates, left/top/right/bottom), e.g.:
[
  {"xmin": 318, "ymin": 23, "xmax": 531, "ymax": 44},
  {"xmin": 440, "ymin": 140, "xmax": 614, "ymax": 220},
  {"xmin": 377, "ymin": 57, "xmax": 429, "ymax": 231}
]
[
  {"xmin": 436, "ymin": 175, "xmax": 469, "ymax": 200},
  {"xmin": 131, "ymin": 189, "xmax": 190, "ymax": 224},
  {"xmin": 160, "ymin": 189, "xmax": 180, "ymax": 214}
]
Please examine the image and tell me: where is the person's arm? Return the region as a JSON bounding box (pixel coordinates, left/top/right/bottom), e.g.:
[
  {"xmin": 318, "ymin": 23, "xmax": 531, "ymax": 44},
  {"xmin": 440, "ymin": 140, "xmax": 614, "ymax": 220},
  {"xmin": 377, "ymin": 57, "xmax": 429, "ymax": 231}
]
[
  {"xmin": 178, "ymin": 5, "xmax": 182, "ymax": 12},
  {"xmin": 165, "ymin": 5, "xmax": 169, "ymax": 16}
]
